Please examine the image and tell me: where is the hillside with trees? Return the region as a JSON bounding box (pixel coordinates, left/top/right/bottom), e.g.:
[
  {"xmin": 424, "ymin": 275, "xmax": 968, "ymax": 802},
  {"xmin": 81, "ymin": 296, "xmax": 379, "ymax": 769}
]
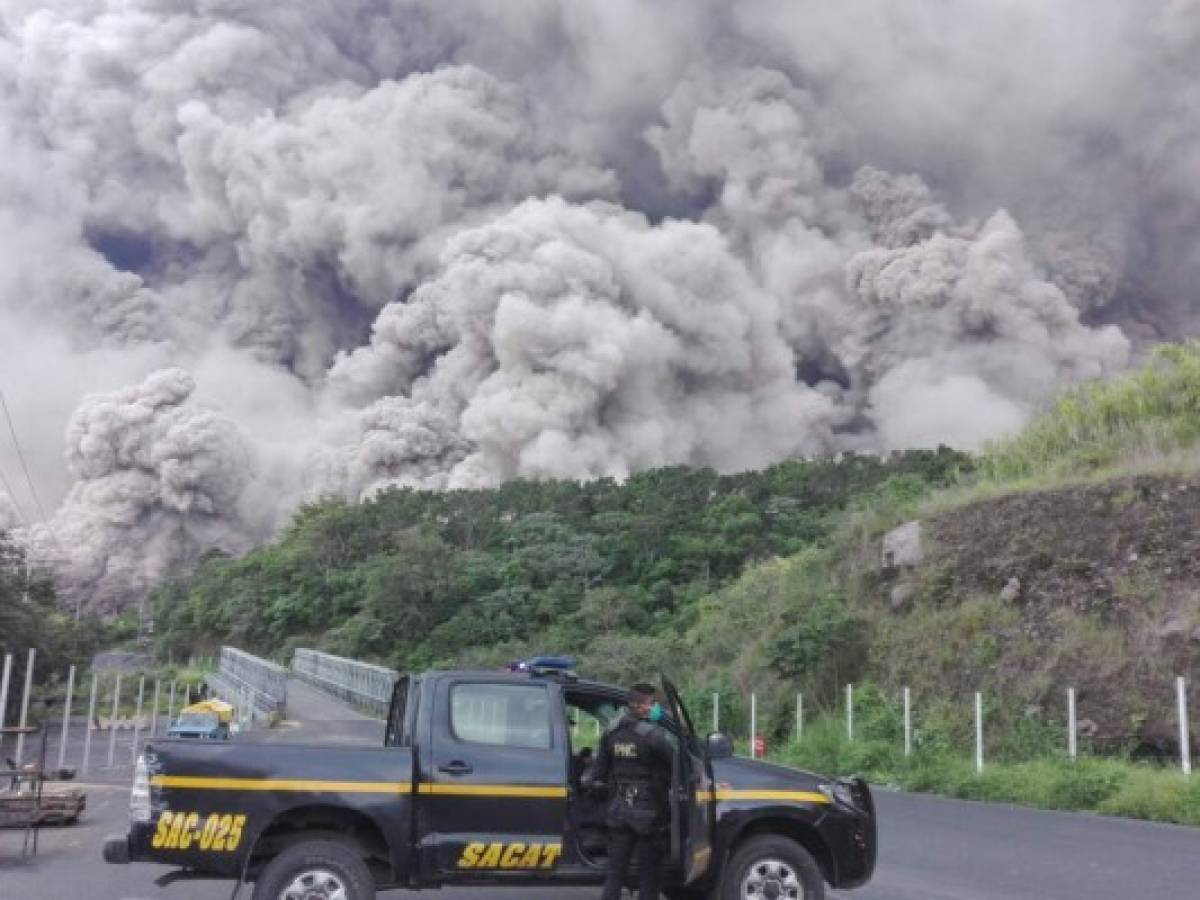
[{"xmin": 151, "ymin": 449, "xmax": 969, "ymax": 685}]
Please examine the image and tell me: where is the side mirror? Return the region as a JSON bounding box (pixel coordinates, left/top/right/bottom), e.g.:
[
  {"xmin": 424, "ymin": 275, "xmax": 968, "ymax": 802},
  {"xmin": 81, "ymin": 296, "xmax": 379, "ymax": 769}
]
[{"xmin": 706, "ymin": 731, "xmax": 733, "ymax": 760}]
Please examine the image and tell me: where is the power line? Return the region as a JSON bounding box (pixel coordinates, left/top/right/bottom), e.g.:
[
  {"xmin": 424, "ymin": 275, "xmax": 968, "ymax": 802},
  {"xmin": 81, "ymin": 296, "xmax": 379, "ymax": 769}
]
[
  {"xmin": 0, "ymin": 388, "xmax": 46, "ymax": 522},
  {"xmin": 0, "ymin": 462, "xmax": 29, "ymax": 528}
]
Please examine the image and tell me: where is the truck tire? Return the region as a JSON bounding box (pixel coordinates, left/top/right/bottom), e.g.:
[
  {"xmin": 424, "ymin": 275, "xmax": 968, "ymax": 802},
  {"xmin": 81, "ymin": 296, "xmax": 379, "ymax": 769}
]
[
  {"xmin": 251, "ymin": 838, "xmax": 375, "ymax": 900},
  {"xmin": 720, "ymin": 835, "xmax": 824, "ymax": 900}
]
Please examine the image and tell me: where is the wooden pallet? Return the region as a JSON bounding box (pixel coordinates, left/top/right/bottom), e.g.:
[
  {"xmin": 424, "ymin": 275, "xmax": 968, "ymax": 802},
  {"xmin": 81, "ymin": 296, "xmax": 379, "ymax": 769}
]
[{"xmin": 0, "ymin": 788, "xmax": 86, "ymax": 826}]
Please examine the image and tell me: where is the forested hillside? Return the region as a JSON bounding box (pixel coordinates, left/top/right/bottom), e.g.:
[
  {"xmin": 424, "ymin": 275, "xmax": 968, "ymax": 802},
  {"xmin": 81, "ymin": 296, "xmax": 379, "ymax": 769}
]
[
  {"xmin": 148, "ymin": 343, "xmax": 1200, "ymax": 760},
  {"xmin": 151, "ymin": 450, "xmax": 969, "ymax": 686},
  {"xmin": 0, "ymin": 538, "xmax": 109, "ymax": 682}
]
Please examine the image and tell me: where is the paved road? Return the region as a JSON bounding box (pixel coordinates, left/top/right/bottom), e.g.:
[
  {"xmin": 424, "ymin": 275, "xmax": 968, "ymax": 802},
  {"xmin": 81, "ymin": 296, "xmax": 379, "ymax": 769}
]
[{"xmin": 4, "ymin": 677, "xmax": 1199, "ymax": 899}]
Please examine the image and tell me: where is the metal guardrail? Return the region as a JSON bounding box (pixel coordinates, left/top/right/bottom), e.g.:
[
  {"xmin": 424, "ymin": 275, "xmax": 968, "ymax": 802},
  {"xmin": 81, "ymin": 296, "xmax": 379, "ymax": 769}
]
[
  {"xmin": 206, "ymin": 646, "xmax": 287, "ymax": 723},
  {"xmin": 292, "ymin": 648, "xmax": 399, "ymax": 718}
]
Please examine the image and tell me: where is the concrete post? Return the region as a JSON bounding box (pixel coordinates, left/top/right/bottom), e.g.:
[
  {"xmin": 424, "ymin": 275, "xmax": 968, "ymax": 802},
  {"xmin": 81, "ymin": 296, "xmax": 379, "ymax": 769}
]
[
  {"xmin": 131, "ymin": 676, "xmax": 145, "ymax": 764},
  {"xmin": 1178, "ymin": 676, "xmax": 1191, "ymax": 777},
  {"xmin": 796, "ymin": 693, "xmax": 803, "ymax": 743},
  {"xmin": 150, "ymin": 680, "xmax": 161, "ymax": 737},
  {"xmin": 846, "ymin": 683, "xmax": 854, "ymax": 742},
  {"xmin": 975, "ymin": 691, "xmax": 984, "ymax": 774},
  {"xmin": 1068, "ymin": 687, "xmax": 1077, "ymax": 761},
  {"xmin": 0, "ymin": 653, "xmax": 12, "ymax": 754},
  {"xmin": 106, "ymin": 673, "xmax": 121, "ymax": 768},
  {"xmin": 168, "ymin": 680, "xmax": 176, "ymax": 723},
  {"xmin": 58, "ymin": 665, "xmax": 76, "ymax": 770},
  {"xmin": 81, "ymin": 673, "xmax": 98, "ymax": 776},
  {"xmin": 750, "ymin": 693, "xmax": 757, "ymax": 758},
  {"xmin": 712, "ymin": 692, "xmax": 719, "ymax": 734},
  {"xmin": 904, "ymin": 687, "xmax": 912, "ymax": 757},
  {"xmin": 14, "ymin": 648, "xmax": 36, "ymax": 765}
]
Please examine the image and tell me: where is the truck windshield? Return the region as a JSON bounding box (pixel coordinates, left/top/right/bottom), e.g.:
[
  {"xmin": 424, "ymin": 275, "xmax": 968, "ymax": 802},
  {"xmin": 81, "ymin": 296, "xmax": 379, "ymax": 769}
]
[{"xmin": 175, "ymin": 713, "xmax": 218, "ymax": 729}]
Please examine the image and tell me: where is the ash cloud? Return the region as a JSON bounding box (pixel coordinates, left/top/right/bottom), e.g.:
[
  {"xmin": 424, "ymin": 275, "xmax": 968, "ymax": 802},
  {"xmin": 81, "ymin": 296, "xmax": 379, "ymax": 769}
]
[
  {"xmin": 0, "ymin": 1, "xmax": 1193, "ymax": 612},
  {"xmin": 22, "ymin": 370, "xmax": 257, "ymax": 613}
]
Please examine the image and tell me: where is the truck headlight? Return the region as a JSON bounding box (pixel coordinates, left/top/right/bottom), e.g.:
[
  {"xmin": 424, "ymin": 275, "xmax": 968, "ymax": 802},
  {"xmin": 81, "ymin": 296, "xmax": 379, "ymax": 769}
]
[
  {"xmin": 130, "ymin": 754, "xmax": 152, "ymax": 823},
  {"xmin": 819, "ymin": 780, "xmax": 855, "ymax": 807}
]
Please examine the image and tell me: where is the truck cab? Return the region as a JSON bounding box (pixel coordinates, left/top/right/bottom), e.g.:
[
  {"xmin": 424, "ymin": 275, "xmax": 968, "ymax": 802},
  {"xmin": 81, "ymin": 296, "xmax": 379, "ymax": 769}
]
[{"xmin": 105, "ymin": 666, "xmax": 876, "ymax": 900}]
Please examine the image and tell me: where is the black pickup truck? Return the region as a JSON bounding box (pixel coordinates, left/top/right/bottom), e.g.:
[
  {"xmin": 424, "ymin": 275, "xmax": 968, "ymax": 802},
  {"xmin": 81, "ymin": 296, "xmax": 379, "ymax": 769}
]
[{"xmin": 104, "ymin": 667, "xmax": 876, "ymax": 900}]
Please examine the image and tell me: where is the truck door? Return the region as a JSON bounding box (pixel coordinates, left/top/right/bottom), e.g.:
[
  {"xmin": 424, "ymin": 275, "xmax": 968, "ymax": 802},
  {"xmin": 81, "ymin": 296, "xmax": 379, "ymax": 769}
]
[
  {"xmin": 661, "ymin": 675, "xmax": 715, "ymax": 885},
  {"xmin": 419, "ymin": 677, "xmax": 569, "ymax": 880}
]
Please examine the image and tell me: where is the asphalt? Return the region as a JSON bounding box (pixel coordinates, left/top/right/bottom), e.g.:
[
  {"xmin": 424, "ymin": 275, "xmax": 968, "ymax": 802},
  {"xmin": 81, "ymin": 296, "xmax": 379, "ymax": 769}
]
[{"xmin": 3, "ymin": 677, "xmax": 1198, "ymax": 900}]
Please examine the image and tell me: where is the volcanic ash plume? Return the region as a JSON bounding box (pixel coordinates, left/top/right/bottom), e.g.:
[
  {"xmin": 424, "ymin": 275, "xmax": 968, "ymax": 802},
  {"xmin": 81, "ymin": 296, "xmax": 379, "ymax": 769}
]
[
  {"xmin": 0, "ymin": 1, "xmax": 1195, "ymax": 612},
  {"xmin": 22, "ymin": 370, "xmax": 256, "ymax": 613},
  {"xmin": 322, "ymin": 196, "xmax": 838, "ymax": 495}
]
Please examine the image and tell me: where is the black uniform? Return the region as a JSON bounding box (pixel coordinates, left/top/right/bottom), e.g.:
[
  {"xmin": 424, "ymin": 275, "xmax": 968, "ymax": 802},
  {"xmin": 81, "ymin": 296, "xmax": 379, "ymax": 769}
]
[{"xmin": 590, "ymin": 712, "xmax": 674, "ymax": 900}]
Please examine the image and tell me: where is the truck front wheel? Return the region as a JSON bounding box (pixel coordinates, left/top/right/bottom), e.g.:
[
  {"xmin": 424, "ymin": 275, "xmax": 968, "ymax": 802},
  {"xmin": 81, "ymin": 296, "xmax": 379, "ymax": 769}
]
[
  {"xmin": 252, "ymin": 839, "xmax": 375, "ymax": 900},
  {"xmin": 721, "ymin": 835, "xmax": 824, "ymax": 900}
]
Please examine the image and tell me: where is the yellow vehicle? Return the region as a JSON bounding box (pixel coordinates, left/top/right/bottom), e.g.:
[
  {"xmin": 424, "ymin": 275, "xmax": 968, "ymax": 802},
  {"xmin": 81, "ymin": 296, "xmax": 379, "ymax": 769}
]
[{"xmin": 168, "ymin": 699, "xmax": 234, "ymax": 740}]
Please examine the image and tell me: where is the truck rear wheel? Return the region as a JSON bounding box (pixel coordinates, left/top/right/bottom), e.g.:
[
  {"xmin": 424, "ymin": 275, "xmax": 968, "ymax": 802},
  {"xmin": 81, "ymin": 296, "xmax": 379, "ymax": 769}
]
[
  {"xmin": 252, "ymin": 838, "xmax": 375, "ymax": 900},
  {"xmin": 721, "ymin": 835, "xmax": 824, "ymax": 900}
]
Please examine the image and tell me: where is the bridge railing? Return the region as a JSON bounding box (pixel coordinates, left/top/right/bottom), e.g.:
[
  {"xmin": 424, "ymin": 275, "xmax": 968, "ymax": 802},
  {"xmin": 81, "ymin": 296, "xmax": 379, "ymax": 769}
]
[
  {"xmin": 292, "ymin": 648, "xmax": 399, "ymax": 718},
  {"xmin": 206, "ymin": 646, "xmax": 287, "ymax": 722}
]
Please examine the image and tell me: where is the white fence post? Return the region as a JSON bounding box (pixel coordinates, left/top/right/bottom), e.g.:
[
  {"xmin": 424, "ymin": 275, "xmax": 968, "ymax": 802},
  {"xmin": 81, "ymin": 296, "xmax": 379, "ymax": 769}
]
[
  {"xmin": 81, "ymin": 672, "xmax": 97, "ymax": 777},
  {"xmin": 1178, "ymin": 676, "xmax": 1191, "ymax": 777},
  {"xmin": 796, "ymin": 693, "xmax": 803, "ymax": 743},
  {"xmin": 168, "ymin": 680, "xmax": 177, "ymax": 723},
  {"xmin": 1068, "ymin": 687, "xmax": 1077, "ymax": 761},
  {"xmin": 975, "ymin": 691, "xmax": 984, "ymax": 774},
  {"xmin": 150, "ymin": 680, "xmax": 161, "ymax": 737},
  {"xmin": 81, "ymin": 673, "xmax": 98, "ymax": 776},
  {"xmin": 750, "ymin": 693, "xmax": 757, "ymax": 758},
  {"xmin": 903, "ymin": 687, "xmax": 912, "ymax": 757},
  {"xmin": 712, "ymin": 693, "xmax": 719, "ymax": 733},
  {"xmin": 14, "ymin": 648, "xmax": 35, "ymax": 765},
  {"xmin": 131, "ymin": 676, "xmax": 145, "ymax": 764},
  {"xmin": 846, "ymin": 683, "xmax": 854, "ymax": 742},
  {"xmin": 0, "ymin": 653, "xmax": 12, "ymax": 754},
  {"xmin": 106, "ymin": 673, "xmax": 121, "ymax": 768},
  {"xmin": 58, "ymin": 664, "xmax": 76, "ymax": 770}
]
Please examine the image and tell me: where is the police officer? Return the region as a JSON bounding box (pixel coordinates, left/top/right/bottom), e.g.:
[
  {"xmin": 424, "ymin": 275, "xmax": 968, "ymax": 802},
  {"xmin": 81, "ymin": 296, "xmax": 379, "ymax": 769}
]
[{"xmin": 588, "ymin": 682, "xmax": 674, "ymax": 900}]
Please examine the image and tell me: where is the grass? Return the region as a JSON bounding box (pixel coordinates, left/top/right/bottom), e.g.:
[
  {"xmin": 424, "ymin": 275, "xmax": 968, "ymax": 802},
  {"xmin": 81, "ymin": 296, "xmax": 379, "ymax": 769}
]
[
  {"xmin": 982, "ymin": 341, "xmax": 1200, "ymax": 483},
  {"xmin": 767, "ymin": 714, "xmax": 1200, "ymax": 827}
]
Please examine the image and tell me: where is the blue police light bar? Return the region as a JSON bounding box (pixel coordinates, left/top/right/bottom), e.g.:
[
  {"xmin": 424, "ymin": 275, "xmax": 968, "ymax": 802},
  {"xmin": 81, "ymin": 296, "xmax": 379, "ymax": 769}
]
[{"xmin": 506, "ymin": 655, "xmax": 577, "ymax": 674}]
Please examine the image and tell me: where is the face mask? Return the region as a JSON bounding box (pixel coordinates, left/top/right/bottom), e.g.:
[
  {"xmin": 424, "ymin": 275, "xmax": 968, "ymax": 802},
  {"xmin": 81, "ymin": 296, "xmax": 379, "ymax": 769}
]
[{"xmin": 648, "ymin": 702, "xmax": 664, "ymax": 722}]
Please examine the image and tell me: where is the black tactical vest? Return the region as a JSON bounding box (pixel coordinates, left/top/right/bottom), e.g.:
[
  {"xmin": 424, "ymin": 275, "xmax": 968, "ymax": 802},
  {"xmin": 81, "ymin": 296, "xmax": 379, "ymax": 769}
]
[{"xmin": 604, "ymin": 716, "xmax": 672, "ymax": 792}]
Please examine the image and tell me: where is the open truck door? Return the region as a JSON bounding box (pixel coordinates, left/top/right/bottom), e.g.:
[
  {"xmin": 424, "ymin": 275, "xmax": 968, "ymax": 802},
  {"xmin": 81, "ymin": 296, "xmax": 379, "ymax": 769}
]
[{"xmin": 661, "ymin": 675, "xmax": 715, "ymax": 885}]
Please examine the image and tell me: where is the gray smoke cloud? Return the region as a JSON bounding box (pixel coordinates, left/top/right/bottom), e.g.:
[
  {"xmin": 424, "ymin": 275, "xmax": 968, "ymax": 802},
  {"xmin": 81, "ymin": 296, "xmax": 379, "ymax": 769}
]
[
  {"xmin": 22, "ymin": 369, "xmax": 257, "ymax": 612},
  {"xmin": 320, "ymin": 196, "xmax": 838, "ymax": 494},
  {"xmin": 0, "ymin": 0, "xmax": 1192, "ymax": 612}
]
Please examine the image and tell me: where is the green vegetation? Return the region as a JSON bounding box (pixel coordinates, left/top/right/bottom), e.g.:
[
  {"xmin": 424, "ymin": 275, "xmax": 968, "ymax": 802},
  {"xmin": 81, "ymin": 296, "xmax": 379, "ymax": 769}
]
[
  {"xmin": 152, "ymin": 450, "xmax": 969, "ymax": 681},
  {"xmin": 0, "ymin": 540, "xmax": 110, "ymax": 675},
  {"xmin": 772, "ymin": 705, "xmax": 1200, "ymax": 827},
  {"xmin": 984, "ymin": 341, "xmax": 1200, "ymax": 482}
]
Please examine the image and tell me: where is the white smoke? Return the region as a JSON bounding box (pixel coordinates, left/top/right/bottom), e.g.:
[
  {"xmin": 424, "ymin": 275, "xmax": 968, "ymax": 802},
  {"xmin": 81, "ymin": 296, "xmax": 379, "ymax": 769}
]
[
  {"xmin": 0, "ymin": 0, "xmax": 1192, "ymax": 612},
  {"xmin": 22, "ymin": 370, "xmax": 257, "ymax": 613},
  {"xmin": 322, "ymin": 196, "xmax": 837, "ymax": 494}
]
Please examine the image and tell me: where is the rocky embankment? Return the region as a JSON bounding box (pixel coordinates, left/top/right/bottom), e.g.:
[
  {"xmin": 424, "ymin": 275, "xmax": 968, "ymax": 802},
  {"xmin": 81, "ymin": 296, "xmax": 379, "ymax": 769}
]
[{"xmin": 877, "ymin": 474, "xmax": 1200, "ymax": 753}]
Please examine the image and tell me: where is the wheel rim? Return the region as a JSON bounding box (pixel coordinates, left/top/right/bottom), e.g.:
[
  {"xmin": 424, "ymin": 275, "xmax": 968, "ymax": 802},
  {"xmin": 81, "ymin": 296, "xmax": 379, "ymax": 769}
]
[
  {"xmin": 740, "ymin": 857, "xmax": 804, "ymax": 900},
  {"xmin": 279, "ymin": 868, "xmax": 348, "ymax": 900}
]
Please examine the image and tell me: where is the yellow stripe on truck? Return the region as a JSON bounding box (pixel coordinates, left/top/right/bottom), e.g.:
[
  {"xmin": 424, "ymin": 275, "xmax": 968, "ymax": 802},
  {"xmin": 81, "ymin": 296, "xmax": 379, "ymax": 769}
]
[
  {"xmin": 151, "ymin": 776, "xmax": 566, "ymax": 798},
  {"xmin": 151, "ymin": 776, "xmax": 413, "ymax": 794}
]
